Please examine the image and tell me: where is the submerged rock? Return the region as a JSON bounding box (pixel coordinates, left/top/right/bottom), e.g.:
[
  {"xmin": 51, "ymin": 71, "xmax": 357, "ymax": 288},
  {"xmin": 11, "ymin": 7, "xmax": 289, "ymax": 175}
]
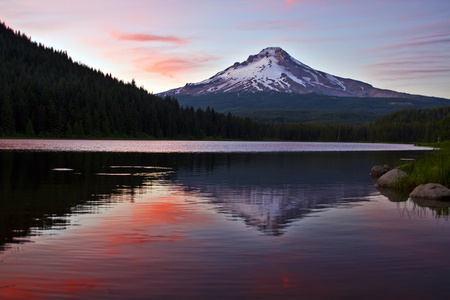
[
  {"xmin": 410, "ymin": 197, "xmax": 450, "ymax": 210},
  {"xmin": 410, "ymin": 183, "xmax": 450, "ymax": 201},
  {"xmin": 375, "ymin": 169, "xmax": 409, "ymax": 188},
  {"xmin": 370, "ymin": 165, "xmax": 391, "ymax": 179},
  {"xmin": 376, "ymin": 186, "xmax": 409, "ymax": 202}
]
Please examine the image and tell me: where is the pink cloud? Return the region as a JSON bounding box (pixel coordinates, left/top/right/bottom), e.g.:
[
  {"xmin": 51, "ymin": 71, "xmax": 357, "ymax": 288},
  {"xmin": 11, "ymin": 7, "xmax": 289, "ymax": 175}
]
[
  {"xmin": 143, "ymin": 59, "xmax": 196, "ymax": 78},
  {"xmin": 136, "ymin": 54, "xmax": 220, "ymax": 78},
  {"xmin": 110, "ymin": 30, "xmax": 187, "ymax": 45}
]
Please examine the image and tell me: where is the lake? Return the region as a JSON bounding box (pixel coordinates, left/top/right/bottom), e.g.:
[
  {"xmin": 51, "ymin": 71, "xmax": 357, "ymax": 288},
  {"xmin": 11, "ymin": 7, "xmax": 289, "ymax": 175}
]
[{"xmin": 1, "ymin": 140, "xmax": 449, "ymax": 299}]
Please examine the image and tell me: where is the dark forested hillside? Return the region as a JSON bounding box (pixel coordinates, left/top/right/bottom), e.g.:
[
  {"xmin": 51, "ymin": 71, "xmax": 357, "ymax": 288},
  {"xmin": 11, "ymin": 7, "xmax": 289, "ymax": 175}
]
[
  {"xmin": 0, "ymin": 22, "xmax": 207, "ymax": 139},
  {"xmin": 0, "ymin": 22, "xmax": 448, "ymax": 143},
  {"xmin": 370, "ymin": 106, "xmax": 449, "ymax": 143}
]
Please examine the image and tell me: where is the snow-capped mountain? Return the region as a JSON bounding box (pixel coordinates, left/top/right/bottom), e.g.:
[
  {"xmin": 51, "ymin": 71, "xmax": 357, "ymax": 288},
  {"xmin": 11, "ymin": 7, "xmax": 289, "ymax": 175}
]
[{"xmin": 161, "ymin": 47, "xmax": 412, "ymax": 98}]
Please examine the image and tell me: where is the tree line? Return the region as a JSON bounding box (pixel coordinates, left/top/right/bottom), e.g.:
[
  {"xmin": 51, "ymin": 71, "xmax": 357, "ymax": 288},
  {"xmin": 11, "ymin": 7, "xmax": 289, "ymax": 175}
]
[
  {"xmin": 1, "ymin": 22, "xmax": 448, "ymax": 143},
  {"xmin": 177, "ymin": 91, "xmax": 449, "ymax": 125}
]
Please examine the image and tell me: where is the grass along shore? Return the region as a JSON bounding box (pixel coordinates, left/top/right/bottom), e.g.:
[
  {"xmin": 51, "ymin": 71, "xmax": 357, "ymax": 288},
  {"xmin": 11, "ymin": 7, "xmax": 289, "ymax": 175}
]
[{"xmin": 397, "ymin": 141, "xmax": 450, "ymax": 190}]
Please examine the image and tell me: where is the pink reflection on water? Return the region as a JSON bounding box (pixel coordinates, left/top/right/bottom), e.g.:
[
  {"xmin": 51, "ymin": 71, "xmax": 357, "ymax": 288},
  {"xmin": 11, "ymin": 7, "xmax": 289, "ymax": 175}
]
[
  {"xmin": 1, "ymin": 166, "xmax": 450, "ymax": 299},
  {"xmin": 0, "ymin": 189, "xmax": 218, "ymax": 299},
  {"xmin": 0, "ymin": 139, "xmax": 432, "ymax": 153}
]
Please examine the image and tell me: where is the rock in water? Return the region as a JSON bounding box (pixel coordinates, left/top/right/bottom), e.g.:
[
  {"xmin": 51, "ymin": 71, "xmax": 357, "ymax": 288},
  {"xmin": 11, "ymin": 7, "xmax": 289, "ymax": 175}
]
[
  {"xmin": 410, "ymin": 183, "xmax": 450, "ymax": 201},
  {"xmin": 376, "ymin": 169, "xmax": 409, "ymax": 188},
  {"xmin": 370, "ymin": 165, "xmax": 391, "ymax": 179}
]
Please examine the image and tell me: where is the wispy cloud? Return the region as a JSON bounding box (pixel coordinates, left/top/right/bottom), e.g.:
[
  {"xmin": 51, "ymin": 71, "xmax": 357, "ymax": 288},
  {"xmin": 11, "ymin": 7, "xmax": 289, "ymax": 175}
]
[
  {"xmin": 407, "ymin": 32, "xmax": 450, "ymax": 41},
  {"xmin": 382, "ymin": 38, "xmax": 450, "ymax": 51},
  {"xmin": 110, "ymin": 30, "xmax": 188, "ymax": 45},
  {"xmin": 364, "ymin": 34, "xmax": 450, "ymax": 52},
  {"xmin": 371, "ymin": 68, "xmax": 450, "ymax": 80},
  {"xmin": 366, "ymin": 55, "xmax": 450, "ymax": 82}
]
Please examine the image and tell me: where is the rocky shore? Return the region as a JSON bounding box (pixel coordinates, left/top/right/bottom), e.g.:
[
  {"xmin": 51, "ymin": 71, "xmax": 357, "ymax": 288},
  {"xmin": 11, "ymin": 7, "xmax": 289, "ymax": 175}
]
[{"xmin": 371, "ymin": 165, "xmax": 450, "ymax": 201}]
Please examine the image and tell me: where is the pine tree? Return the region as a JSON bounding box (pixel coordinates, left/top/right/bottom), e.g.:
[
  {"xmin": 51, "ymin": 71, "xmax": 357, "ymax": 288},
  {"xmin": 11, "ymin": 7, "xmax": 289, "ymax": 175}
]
[
  {"xmin": 1, "ymin": 93, "xmax": 15, "ymax": 135},
  {"xmin": 65, "ymin": 122, "xmax": 73, "ymax": 138},
  {"xmin": 25, "ymin": 119, "xmax": 35, "ymax": 136}
]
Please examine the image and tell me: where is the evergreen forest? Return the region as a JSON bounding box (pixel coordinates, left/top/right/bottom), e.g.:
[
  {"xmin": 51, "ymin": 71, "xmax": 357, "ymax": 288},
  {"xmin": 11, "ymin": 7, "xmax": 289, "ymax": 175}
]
[
  {"xmin": 176, "ymin": 92, "xmax": 449, "ymax": 125},
  {"xmin": 1, "ymin": 22, "xmax": 449, "ymax": 143}
]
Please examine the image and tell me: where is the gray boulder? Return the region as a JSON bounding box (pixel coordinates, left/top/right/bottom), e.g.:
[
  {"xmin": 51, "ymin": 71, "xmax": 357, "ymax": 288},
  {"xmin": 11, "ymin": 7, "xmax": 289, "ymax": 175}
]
[
  {"xmin": 410, "ymin": 183, "xmax": 450, "ymax": 201},
  {"xmin": 376, "ymin": 169, "xmax": 409, "ymax": 188},
  {"xmin": 370, "ymin": 165, "xmax": 391, "ymax": 179}
]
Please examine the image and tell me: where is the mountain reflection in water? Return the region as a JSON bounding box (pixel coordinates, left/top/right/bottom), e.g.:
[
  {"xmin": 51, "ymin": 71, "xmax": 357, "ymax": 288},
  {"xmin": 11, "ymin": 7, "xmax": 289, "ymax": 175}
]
[
  {"xmin": 2, "ymin": 148, "xmax": 450, "ymax": 299},
  {"xmin": 175, "ymin": 152, "xmax": 377, "ymax": 235},
  {"xmin": 0, "ymin": 151, "xmax": 396, "ymax": 249},
  {"xmin": 2, "ymin": 150, "xmax": 446, "ymax": 248}
]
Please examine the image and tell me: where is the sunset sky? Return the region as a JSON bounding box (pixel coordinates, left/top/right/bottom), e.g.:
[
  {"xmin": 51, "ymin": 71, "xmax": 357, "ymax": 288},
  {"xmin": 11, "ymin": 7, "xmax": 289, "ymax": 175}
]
[{"xmin": 1, "ymin": 0, "xmax": 449, "ymax": 98}]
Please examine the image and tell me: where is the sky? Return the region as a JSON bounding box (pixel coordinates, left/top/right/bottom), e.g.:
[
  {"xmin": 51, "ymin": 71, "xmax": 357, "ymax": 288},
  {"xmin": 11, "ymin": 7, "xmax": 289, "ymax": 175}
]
[{"xmin": 1, "ymin": 0, "xmax": 450, "ymax": 98}]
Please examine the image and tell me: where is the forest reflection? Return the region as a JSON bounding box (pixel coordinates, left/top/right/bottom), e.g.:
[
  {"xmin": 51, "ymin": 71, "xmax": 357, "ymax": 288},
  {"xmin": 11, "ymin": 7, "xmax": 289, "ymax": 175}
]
[{"xmin": 0, "ymin": 151, "xmax": 176, "ymax": 251}]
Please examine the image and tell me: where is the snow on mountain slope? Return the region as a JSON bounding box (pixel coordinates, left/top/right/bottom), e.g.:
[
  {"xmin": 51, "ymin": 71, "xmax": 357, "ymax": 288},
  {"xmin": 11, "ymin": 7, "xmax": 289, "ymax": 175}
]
[{"xmin": 160, "ymin": 47, "xmax": 415, "ymax": 98}]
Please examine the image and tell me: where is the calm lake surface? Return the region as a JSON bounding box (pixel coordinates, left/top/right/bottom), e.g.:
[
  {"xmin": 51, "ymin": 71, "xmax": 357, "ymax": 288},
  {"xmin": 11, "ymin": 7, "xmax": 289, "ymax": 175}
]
[{"xmin": 1, "ymin": 140, "xmax": 449, "ymax": 299}]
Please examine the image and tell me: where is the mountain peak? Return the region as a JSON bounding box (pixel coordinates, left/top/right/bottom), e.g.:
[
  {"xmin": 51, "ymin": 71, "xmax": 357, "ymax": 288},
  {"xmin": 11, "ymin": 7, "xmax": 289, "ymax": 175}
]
[
  {"xmin": 254, "ymin": 47, "xmax": 292, "ymax": 64},
  {"xmin": 258, "ymin": 47, "xmax": 284, "ymax": 56},
  {"xmin": 160, "ymin": 47, "xmax": 414, "ymax": 98}
]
